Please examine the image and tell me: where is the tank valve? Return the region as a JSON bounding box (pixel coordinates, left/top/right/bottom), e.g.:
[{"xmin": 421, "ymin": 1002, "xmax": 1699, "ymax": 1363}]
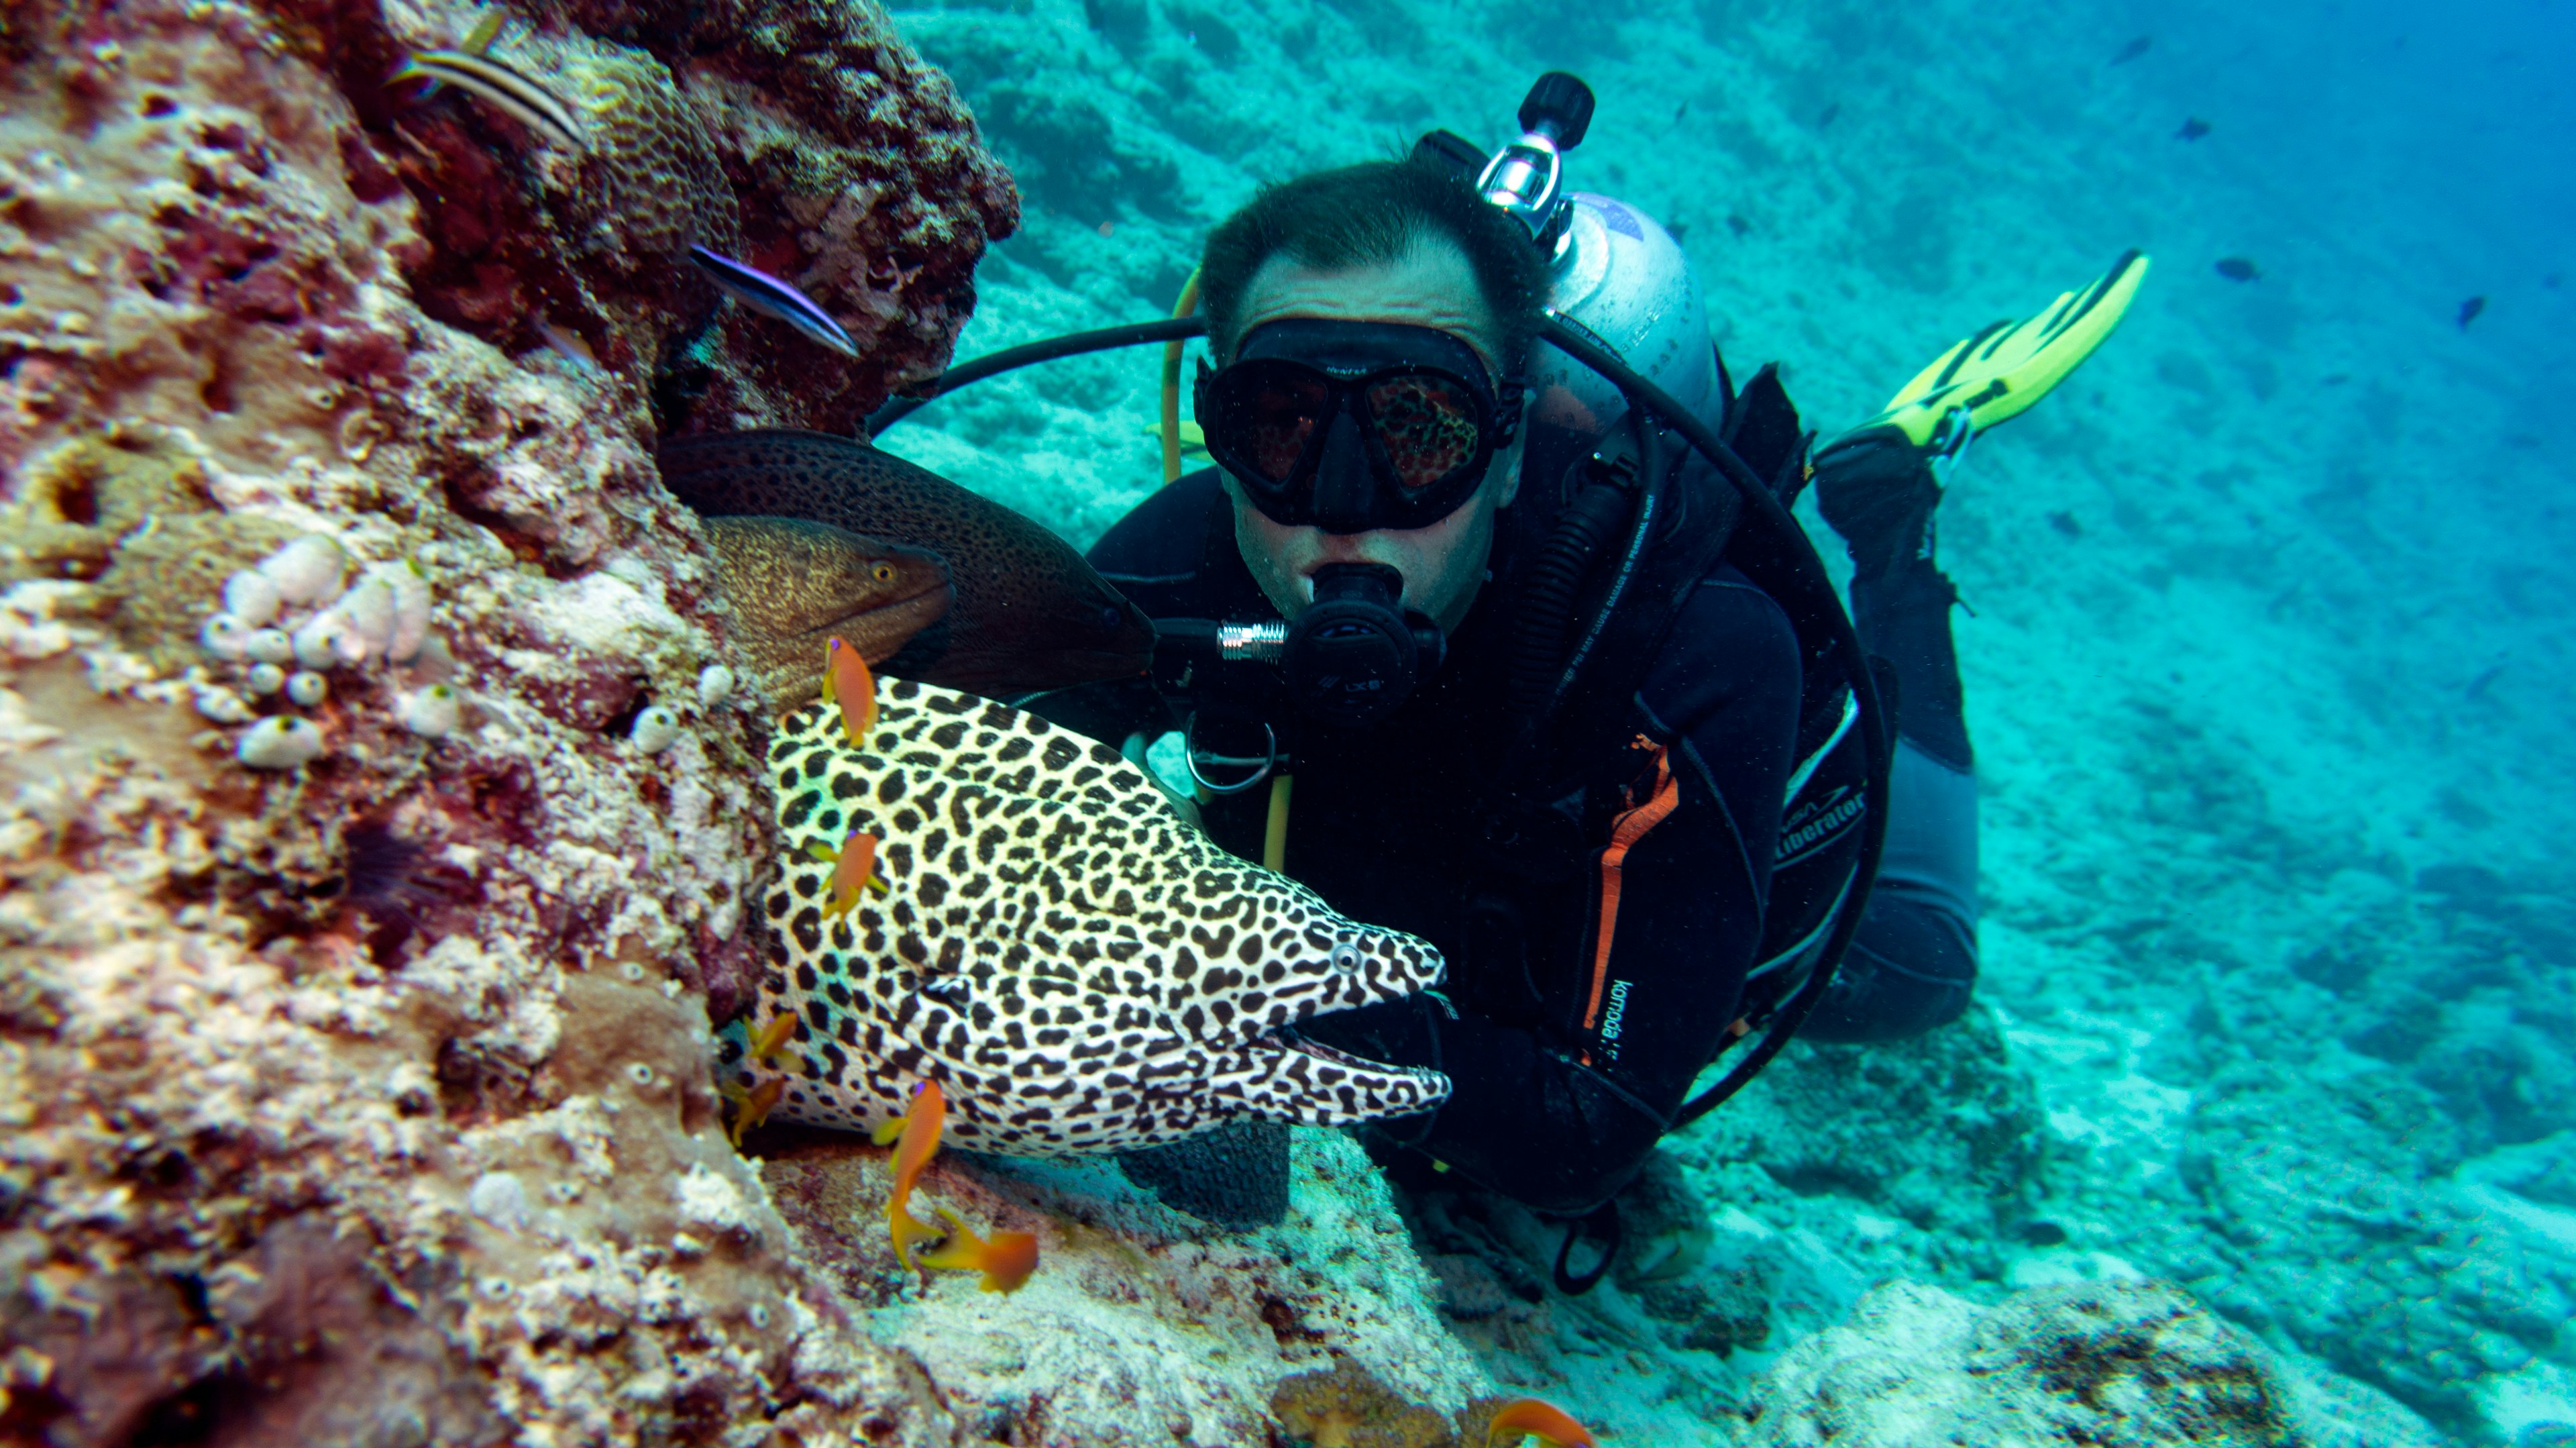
[{"xmin": 1479, "ymin": 72, "xmax": 1596, "ymax": 255}]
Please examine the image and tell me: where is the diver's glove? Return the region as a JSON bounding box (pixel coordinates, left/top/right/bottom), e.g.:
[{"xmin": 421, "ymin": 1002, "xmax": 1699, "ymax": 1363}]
[{"xmin": 1813, "ymin": 250, "xmax": 2151, "ymax": 580}]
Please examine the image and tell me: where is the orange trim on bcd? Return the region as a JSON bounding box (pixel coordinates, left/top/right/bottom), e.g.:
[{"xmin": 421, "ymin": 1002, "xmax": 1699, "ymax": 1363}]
[{"xmin": 1580, "ymin": 743, "xmax": 1680, "ymax": 1047}]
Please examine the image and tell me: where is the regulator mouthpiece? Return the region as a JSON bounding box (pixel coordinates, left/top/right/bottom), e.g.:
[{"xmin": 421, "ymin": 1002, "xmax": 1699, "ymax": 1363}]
[{"xmin": 1283, "ymin": 564, "xmax": 1445, "ymax": 727}]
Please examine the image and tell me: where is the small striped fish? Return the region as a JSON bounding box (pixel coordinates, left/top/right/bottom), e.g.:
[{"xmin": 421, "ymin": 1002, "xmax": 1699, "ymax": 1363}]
[
  {"xmin": 688, "ymin": 246, "xmax": 860, "ymax": 358},
  {"xmin": 392, "ymin": 48, "xmax": 584, "ymax": 152},
  {"xmin": 411, "ymin": 9, "xmax": 508, "ymax": 99}
]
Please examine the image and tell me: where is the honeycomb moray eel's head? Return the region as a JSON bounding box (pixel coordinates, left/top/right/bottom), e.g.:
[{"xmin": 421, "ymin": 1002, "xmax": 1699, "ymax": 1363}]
[{"xmin": 721, "ymin": 679, "xmax": 1452, "ymax": 1155}]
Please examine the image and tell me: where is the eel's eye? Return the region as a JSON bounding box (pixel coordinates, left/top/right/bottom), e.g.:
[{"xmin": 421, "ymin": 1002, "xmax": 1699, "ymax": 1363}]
[
  {"xmin": 1329, "ymin": 943, "xmax": 1361, "ymax": 974},
  {"xmin": 872, "ymin": 562, "xmax": 897, "ymax": 583}
]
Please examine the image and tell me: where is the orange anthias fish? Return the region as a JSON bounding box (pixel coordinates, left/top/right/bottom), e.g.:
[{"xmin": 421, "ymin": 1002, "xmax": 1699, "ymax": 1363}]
[
  {"xmin": 878, "ymin": 1079, "xmax": 947, "ymax": 1270},
  {"xmin": 747, "ymin": 1012, "xmax": 798, "ymax": 1067},
  {"xmin": 918, "ymin": 1206, "xmax": 1040, "ymax": 1294},
  {"xmin": 873, "ymin": 1079, "xmax": 1041, "ymax": 1291},
  {"xmin": 727, "ymin": 1075, "xmax": 785, "ymax": 1146},
  {"xmin": 1485, "ymin": 1398, "xmax": 1597, "ymax": 1448},
  {"xmin": 802, "ymin": 828, "xmax": 885, "ymax": 918},
  {"xmin": 826, "ymin": 634, "xmax": 877, "ymax": 745}
]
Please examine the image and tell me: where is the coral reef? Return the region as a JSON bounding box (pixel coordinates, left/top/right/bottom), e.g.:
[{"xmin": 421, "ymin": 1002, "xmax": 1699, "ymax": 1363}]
[
  {"xmin": 0, "ymin": 0, "xmax": 1019, "ymax": 1439},
  {"xmin": 1735, "ymin": 1279, "xmax": 2299, "ymax": 1447},
  {"xmin": 2171, "ymin": 1061, "xmax": 2575, "ymax": 1432},
  {"xmin": 861, "ymin": 3, "xmax": 2576, "ymax": 1433},
  {"xmin": 1688, "ymin": 1007, "xmax": 2054, "ymax": 1274},
  {"xmin": 759, "ymin": 1126, "xmax": 1489, "ymax": 1447},
  {"xmin": 9, "ymin": 0, "xmax": 2565, "ymax": 1439},
  {"xmin": 1269, "ymin": 1360, "xmax": 1451, "ymax": 1448}
]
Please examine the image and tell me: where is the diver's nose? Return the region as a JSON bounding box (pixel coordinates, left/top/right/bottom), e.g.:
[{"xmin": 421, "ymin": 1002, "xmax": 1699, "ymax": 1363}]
[{"xmin": 1308, "ymin": 411, "xmax": 1377, "ymax": 536}]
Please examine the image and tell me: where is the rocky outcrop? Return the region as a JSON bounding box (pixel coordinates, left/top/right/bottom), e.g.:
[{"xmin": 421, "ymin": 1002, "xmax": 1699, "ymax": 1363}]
[
  {"xmin": 1736, "ymin": 1278, "xmax": 2300, "ymax": 1448},
  {"xmin": 757, "ymin": 1129, "xmax": 1487, "ymax": 1447},
  {"xmin": 0, "ymin": 0, "xmax": 1018, "ymax": 1439}
]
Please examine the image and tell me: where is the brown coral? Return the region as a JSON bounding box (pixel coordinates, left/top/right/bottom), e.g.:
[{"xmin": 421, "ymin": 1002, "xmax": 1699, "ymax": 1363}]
[
  {"xmin": 285, "ymin": 0, "xmax": 1017, "ymax": 437},
  {"xmin": 1737, "ymin": 1279, "xmax": 2298, "ymax": 1448},
  {"xmin": 0, "ymin": 428, "xmax": 295, "ymax": 671},
  {"xmin": 559, "ymin": 43, "xmax": 734, "ymax": 282},
  {"xmin": 1271, "ymin": 1359, "xmax": 1456, "ymax": 1448}
]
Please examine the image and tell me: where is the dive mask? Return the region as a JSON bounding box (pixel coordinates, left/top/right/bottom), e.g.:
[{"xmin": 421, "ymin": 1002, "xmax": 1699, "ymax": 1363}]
[{"xmin": 1196, "ymin": 319, "xmax": 1525, "ymax": 535}]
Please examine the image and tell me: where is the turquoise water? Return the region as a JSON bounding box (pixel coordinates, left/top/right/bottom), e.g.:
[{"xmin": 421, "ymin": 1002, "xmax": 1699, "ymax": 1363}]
[{"xmin": 872, "ymin": 0, "xmax": 2575, "ymax": 1441}]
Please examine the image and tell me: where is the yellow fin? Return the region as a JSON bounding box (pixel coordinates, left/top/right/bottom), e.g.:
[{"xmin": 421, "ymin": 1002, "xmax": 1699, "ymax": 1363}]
[
  {"xmin": 1860, "ymin": 250, "xmax": 2150, "ymax": 446},
  {"xmin": 888, "ymin": 1204, "xmax": 944, "ymax": 1270},
  {"xmin": 748, "ymin": 1013, "xmax": 798, "ymax": 1067},
  {"xmin": 460, "ymin": 7, "xmax": 508, "ymax": 53}
]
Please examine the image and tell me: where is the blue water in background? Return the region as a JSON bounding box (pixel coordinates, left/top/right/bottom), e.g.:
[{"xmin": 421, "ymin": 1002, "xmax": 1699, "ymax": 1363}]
[{"xmin": 874, "ymin": 0, "xmax": 2575, "ymax": 1439}]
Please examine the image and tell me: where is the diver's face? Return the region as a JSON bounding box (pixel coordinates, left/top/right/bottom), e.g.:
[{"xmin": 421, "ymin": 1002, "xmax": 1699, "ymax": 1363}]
[{"xmin": 1223, "ymin": 238, "xmax": 1524, "ymax": 635}]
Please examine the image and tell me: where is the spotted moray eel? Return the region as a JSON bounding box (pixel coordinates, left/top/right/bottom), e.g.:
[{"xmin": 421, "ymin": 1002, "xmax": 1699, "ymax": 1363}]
[{"xmin": 717, "ymin": 678, "xmax": 1453, "ymax": 1155}]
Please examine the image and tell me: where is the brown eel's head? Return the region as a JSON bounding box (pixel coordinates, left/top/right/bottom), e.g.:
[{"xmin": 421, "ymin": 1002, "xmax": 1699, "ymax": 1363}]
[{"xmin": 703, "ymin": 515, "xmax": 954, "ymax": 714}]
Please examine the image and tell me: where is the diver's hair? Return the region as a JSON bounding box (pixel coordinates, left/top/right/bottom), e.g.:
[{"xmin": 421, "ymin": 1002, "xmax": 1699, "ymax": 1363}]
[{"xmin": 1197, "ymin": 160, "xmax": 1550, "ymax": 372}]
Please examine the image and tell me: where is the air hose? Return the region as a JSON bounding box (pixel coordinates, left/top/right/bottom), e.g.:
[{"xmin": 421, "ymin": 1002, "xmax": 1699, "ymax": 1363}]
[
  {"xmin": 1506, "ymin": 474, "xmax": 1635, "ymax": 720},
  {"xmin": 864, "ymin": 315, "xmax": 1208, "ymax": 435}
]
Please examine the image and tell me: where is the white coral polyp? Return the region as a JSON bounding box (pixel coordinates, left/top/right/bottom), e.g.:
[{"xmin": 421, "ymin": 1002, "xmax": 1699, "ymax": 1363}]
[
  {"xmin": 630, "ymin": 705, "xmax": 682, "ymax": 753},
  {"xmin": 384, "ymin": 562, "xmax": 433, "ymax": 662},
  {"xmin": 222, "ymin": 568, "xmax": 280, "ymax": 629},
  {"xmin": 290, "ymin": 609, "xmax": 358, "ymax": 669},
  {"xmin": 337, "ymin": 575, "xmax": 396, "ymax": 658},
  {"xmin": 192, "ymin": 684, "xmax": 253, "ymax": 724},
  {"xmin": 259, "ymin": 534, "xmax": 345, "ymax": 607},
  {"xmin": 399, "ymin": 684, "xmax": 461, "ymax": 737},
  {"xmin": 244, "ymin": 627, "xmax": 294, "ymax": 665},
  {"xmin": 199, "ymin": 612, "xmax": 251, "ymax": 660},
  {"xmin": 235, "ymin": 715, "xmax": 324, "ymax": 770}
]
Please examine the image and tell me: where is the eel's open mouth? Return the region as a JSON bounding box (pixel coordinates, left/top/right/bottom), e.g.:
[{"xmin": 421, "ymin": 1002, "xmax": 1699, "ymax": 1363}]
[{"xmin": 1267, "ymin": 1027, "xmax": 1444, "ymax": 1082}]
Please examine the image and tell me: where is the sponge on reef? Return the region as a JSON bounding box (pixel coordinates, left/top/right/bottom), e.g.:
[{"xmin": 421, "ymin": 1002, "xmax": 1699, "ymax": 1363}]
[{"xmin": 1270, "ymin": 1359, "xmax": 1455, "ymax": 1448}]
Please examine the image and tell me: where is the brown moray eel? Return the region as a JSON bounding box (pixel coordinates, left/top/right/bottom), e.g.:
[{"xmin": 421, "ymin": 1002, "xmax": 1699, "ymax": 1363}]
[
  {"xmin": 701, "ymin": 517, "xmax": 954, "ymax": 714},
  {"xmin": 659, "ymin": 429, "xmax": 1155, "ymax": 696}
]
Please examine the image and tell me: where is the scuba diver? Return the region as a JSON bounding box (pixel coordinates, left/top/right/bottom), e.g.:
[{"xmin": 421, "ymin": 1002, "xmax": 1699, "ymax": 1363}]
[{"xmin": 892, "ymin": 74, "xmax": 2144, "ymax": 1278}]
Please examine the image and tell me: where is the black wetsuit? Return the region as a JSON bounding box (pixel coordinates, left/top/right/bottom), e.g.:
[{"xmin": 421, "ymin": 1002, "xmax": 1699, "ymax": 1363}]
[{"xmin": 1046, "ymin": 442, "xmax": 1981, "ymax": 1214}]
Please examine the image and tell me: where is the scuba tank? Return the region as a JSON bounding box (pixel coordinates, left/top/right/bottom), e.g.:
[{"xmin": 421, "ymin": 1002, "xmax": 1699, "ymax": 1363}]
[{"xmin": 1532, "ymin": 192, "xmax": 1722, "ymax": 436}]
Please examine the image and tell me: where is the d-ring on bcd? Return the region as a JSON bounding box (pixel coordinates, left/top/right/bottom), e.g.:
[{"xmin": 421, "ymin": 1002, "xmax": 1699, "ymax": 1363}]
[{"xmin": 1183, "ymin": 715, "xmax": 1276, "ymax": 795}]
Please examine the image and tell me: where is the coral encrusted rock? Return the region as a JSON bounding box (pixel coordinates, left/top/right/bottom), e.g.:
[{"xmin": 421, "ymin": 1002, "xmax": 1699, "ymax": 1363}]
[
  {"xmin": 1735, "ymin": 1279, "xmax": 2300, "ymax": 1447},
  {"xmin": 0, "ymin": 0, "xmax": 1010, "ymax": 1439},
  {"xmin": 758, "ymin": 1125, "xmax": 1490, "ymax": 1448}
]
